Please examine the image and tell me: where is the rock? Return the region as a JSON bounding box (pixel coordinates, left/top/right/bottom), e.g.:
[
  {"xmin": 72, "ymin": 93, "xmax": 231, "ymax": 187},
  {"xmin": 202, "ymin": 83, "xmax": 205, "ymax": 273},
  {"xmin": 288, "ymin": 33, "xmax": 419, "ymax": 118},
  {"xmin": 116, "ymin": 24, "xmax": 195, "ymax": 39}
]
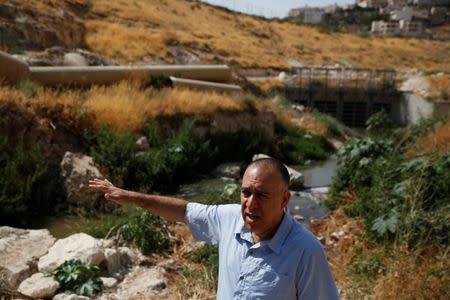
[
  {"xmin": 63, "ymin": 52, "xmax": 88, "ymax": 66},
  {"xmin": 38, "ymin": 233, "xmax": 105, "ymax": 273},
  {"xmin": 252, "ymin": 154, "xmax": 304, "ymax": 190},
  {"xmin": 278, "ymin": 72, "xmax": 287, "ymax": 81},
  {"xmin": 18, "ymin": 273, "xmax": 59, "ymax": 299},
  {"xmin": 53, "ymin": 293, "xmax": 91, "ymax": 300},
  {"xmin": 0, "ymin": 3, "xmax": 17, "ymax": 19},
  {"xmin": 104, "ymin": 247, "xmax": 134, "ymax": 277},
  {"xmin": 0, "ymin": 2, "xmax": 85, "ymax": 50},
  {"xmin": 135, "ymin": 136, "xmax": 150, "ymax": 151},
  {"xmin": 213, "ymin": 162, "xmax": 243, "ymax": 179},
  {"xmin": 100, "ymin": 277, "xmax": 118, "ymax": 289},
  {"xmin": 60, "ymin": 152, "xmax": 105, "ymax": 216},
  {"xmin": 115, "ymin": 266, "xmax": 167, "ymax": 299},
  {"xmin": 0, "ymin": 227, "xmax": 55, "ymax": 288}
]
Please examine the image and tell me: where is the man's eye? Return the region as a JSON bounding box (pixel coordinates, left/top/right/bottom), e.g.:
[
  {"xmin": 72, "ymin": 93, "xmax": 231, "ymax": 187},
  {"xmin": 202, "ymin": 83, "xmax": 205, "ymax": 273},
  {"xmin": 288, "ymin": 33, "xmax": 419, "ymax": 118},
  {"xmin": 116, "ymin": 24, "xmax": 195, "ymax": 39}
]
[{"xmin": 241, "ymin": 191, "xmax": 251, "ymax": 197}]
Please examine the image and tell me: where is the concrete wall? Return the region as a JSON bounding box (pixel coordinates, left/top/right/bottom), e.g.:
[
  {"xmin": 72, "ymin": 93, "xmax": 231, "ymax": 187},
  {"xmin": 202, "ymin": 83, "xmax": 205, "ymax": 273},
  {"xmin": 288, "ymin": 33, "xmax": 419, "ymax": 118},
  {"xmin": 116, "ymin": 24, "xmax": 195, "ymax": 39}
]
[{"xmin": 392, "ymin": 93, "xmax": 435, "ymax": 126}]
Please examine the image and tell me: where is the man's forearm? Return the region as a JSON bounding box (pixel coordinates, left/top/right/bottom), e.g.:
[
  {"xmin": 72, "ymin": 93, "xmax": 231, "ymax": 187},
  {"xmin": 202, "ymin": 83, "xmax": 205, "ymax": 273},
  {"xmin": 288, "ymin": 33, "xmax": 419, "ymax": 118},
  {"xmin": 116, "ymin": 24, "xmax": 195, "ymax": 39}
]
[{"xmin": 123, "ymin": 190, "xmax": 188, "ymax": 222}]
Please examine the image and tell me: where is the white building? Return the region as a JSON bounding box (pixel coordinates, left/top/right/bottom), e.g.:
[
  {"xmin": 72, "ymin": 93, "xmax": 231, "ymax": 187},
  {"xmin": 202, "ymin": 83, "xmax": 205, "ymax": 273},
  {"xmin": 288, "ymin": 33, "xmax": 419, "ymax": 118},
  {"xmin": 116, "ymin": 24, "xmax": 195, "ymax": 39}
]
[
  {"xmin": 288, "ymin": 7, "xmax": 325, "ymax": 24},
  {"xmin": 371, "ymin": 20, "xmax": 401, "ymax": 34},
  {"xmin": 399, "ymin": 20, "xmax": 426, "ymax": 37},
  {"xmin": 356, "ymin": 0, "xmax": 388, "ymax": 8},
  {"xmin": 390, "ymin": 6, "xmax": 414, "ymax": 20}
]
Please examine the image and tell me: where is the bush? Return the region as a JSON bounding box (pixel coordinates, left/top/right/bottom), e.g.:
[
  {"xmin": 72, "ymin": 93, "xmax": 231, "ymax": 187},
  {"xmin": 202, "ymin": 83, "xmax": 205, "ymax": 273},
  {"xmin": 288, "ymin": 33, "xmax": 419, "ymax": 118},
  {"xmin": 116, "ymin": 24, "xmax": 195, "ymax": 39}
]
[
  {"xmin": 191, "ymin": 244, "xmax": 219, "ymax": 284},
  {"xmin": 273, "ymin": 121, "xmax": 334, "ymax": 165},
  {"xmin": 0, "ymin": 137, "xmax": 48, "ymax": 224},
  {"xmin": 200, "ymin": 183, "xmax": 240, "ymax": 206},
  {"xmin": 88, "ymin": 126, "xmax": 135, "ymax": 182},
  {"xmin": 121, "ymin": 209, "xmax": 171, "ymax": 255},
  {"xmin": 328, "ymin": 132, "xmax": 450, "ymax": 246},
  {"xmin": 125, "ymin": 120, "xmax": 214, "ymax": 192}
]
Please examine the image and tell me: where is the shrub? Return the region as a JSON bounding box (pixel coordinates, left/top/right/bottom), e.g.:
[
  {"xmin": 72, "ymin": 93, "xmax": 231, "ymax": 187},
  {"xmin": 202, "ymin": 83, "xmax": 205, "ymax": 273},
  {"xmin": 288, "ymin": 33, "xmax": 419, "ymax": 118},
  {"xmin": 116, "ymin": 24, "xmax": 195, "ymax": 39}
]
[
  {"xmin": 88, "ymin": 126, "xmax": 135, "ymax": 181},
  {"xmin": 200, "ymin": 183, "xmax": 240, "ymax": 205},
  {"xmin": 328, "ymin": 132, "xmax": 450, "ymax": 246},
  {"xmin": 48, "ymin": 259, "xmax": 102, "ymax": 297},
  {"xmin": 121, "ymin": 209, "xmax": 171, "ymax": 255},
  {"xmin": 273, "ymin": 121, "xmax": 334, "ymax": 165},
  {"xmin": 0, "ymin": 137, "xmax": 48, "ymax": 224},
  {"xmin": 191, "ymin": 244, "xmax": 219, "ymax": 284}
]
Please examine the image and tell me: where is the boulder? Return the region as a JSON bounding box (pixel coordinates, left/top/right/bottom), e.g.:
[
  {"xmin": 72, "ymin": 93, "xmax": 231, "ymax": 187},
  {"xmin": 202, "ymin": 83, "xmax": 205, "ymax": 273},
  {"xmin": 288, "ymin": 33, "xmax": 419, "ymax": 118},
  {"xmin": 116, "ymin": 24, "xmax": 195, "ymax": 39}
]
[
  {"xmin": 100, "ymin": 277, "xmax": 118, "ymax": 289},
  {"xmin": 18, "ymin": 272, "xmax": 59, "ymax": 299},
  {"xmin": 60, "ymin": 151, "xmax": 105, "ymax": 215},
  {"xmin": 63, "ymin": 52, "xmax": 88, "ymax": 67},
  {"xmin": 252, "ymin": 154, "xmax": 304, "ymax": 190},
  {"xmin": 213, "ymin": 162, "xmax": 243, "ymax": 179},
  {"xmin": 53, "ymin": 293, "xmax": 90, "ymax": 300},
  {"xmin": 0, "ymin": 227, "xmax": 55, "ymax": 288},
  {"xmin": 38, "ymin": 233, "xmax": 105, "ymax": 272},
  {"xmin": 135, "ymin": 136, "xmax": 150, "ymax": 151},
  {"xmin": 114, "ymin": 266, "xmax": 167, "ymax": 300}
]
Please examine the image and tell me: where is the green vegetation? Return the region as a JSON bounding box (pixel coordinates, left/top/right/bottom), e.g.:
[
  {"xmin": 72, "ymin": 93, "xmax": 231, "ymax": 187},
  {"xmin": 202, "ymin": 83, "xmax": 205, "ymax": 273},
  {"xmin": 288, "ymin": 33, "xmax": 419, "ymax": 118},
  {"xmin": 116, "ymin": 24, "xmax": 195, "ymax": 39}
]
[
  {"xmin": 47, "ymin": 259, "xmax": 102, "ymax": 297},
  {"xmin": 328, "ymin": 117, "xmax": 450, "ymax": 247},
  {"xmin": 88, "ymin": 118, "xmax": 332, "ymax": 195},
  {"xmin": 0, "ymin": 137, "xmax": 48, "ymax": 224},
  {"xmin": 274, "ymin": 121, "xmax": 335, "ymax": 165},
  {"xmin": 81, "ymin": 207, "xmax": 171, "ymax": 255}
]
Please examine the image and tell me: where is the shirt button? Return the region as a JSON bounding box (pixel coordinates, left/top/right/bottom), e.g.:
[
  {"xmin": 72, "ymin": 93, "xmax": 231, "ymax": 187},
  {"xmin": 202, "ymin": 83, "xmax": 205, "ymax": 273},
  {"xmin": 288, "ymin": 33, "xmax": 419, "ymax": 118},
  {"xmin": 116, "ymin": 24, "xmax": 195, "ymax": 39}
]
[
  {"xmin": 239, "ymin": 275, "xmax": 244, "ymax": 280},
  {"xmin": 249, "ymin": 250, "xmax": 253, "ymax": 255}
]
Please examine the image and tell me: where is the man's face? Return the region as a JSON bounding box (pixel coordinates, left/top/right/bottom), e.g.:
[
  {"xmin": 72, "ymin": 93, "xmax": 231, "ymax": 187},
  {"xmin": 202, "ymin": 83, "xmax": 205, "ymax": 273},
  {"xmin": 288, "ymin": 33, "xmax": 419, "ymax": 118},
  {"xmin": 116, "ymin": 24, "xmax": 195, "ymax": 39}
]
[{"xmin": 240, "ymin": 165, "xmax": 291, "ymax": 242}]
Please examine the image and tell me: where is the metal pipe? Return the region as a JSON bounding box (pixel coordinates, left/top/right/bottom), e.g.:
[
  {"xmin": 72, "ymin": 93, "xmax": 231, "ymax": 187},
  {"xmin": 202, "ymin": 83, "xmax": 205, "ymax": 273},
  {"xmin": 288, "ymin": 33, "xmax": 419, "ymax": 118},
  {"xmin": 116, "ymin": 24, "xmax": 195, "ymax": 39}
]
[
  {"xmin": 170, "ymin": 76, "xmax": 242, "ymax": 93},
  {"xmin": 29, "ymin": 65, "xmax": 232, "ymax": 86}
]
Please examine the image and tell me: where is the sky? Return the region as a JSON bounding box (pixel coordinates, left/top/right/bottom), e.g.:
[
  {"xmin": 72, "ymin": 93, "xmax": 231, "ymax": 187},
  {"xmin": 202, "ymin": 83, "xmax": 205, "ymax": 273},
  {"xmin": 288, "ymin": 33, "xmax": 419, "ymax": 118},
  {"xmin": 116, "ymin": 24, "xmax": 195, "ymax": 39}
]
[{"xmin": 201, "ymin": 1, "xmax": 354, "ymax": 18}]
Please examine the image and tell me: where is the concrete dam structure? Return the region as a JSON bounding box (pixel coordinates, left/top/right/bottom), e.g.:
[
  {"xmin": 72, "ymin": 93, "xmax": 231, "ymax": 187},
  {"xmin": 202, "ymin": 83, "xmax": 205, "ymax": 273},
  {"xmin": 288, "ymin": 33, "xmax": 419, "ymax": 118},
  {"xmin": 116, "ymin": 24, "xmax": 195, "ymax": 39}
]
[{"xmin": 286, "ymin": 67, "xmax": 403, "ymax": 127}]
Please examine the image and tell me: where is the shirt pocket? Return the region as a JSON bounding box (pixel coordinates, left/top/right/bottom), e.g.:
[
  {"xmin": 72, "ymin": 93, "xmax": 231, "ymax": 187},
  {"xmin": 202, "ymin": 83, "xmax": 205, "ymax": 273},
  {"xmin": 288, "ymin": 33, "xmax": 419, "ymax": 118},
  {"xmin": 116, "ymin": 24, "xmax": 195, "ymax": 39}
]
[{"xmin": 250, "ymin": 266, "xmax": 295, "ymax": 299}]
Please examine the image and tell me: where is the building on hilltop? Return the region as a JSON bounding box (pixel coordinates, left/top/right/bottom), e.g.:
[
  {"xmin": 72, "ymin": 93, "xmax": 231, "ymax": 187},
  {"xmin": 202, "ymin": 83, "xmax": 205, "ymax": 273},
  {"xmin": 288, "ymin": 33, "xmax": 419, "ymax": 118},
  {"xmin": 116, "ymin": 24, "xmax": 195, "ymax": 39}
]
[
  {"xmin": 371, "ymin": 19, "xmax": 427, "ymax": 36},
  {"xmin": 288, "ymin": 6, "xmax": 325, "ymax": 24},
  {"xmin": 390, "ymin": 6, "xmax": 414, "ymax": 20},
  {"xmin": 412, "ymin": 0, "xmax": 450, "ymax": 7},
  {"xmin": 356, "ymin": 0, "xmax": 388, "ymax": 8}
]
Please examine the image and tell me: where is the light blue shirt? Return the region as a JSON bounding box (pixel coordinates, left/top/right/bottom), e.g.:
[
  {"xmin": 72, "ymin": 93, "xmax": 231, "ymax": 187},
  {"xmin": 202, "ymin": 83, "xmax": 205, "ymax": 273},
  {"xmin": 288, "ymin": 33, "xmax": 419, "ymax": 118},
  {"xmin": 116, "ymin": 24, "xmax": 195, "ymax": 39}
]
[{"xmin": 185, "ymin": 203, "xmax": 339, "ymax": 300}]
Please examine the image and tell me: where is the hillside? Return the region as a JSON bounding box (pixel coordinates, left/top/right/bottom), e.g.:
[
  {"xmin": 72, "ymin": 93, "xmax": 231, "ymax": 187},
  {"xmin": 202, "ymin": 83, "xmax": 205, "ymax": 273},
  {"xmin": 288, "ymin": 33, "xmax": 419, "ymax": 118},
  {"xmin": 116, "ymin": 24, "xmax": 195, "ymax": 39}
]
[{"xmin": 2, "ymin": 0, "xmax": 450, "ymax": 72}]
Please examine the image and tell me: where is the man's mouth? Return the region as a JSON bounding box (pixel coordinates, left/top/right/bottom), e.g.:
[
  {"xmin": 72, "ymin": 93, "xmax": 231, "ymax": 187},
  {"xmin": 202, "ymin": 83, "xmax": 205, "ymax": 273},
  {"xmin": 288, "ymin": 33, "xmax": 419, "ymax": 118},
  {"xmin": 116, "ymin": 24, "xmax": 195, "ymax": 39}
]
[{"xmin": 245, "ymin": 212, "xmax": 260, "ymax": 223}]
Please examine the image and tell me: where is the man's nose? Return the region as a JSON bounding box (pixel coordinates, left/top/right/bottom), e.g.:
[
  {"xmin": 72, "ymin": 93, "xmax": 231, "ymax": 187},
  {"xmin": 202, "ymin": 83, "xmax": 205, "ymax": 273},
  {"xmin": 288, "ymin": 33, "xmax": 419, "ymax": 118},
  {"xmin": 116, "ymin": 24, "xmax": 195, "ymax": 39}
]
[{"xmin": 247, "ymin": 194, "xmax": 258, "ymax": 209}]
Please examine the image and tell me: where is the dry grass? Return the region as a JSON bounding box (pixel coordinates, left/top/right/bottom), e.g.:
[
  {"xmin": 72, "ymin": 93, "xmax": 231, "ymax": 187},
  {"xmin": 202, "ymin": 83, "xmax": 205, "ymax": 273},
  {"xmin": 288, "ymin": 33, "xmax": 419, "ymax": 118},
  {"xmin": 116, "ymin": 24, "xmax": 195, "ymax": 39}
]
[
  {"xmin": 373, "ymin": 246, "xmax": 450, "ymax": 300},
  {"xmin": 311, "ymin": 209, "xmax": 450, "ymax": 300},
  {"xmin": 406, "ymin": 119, "xmax": 450, "ymax": 157},
  {"xmin": 0, "ymin": 82, "xmax": 250, "ymax": 132},
  {"xmin": 17, "ymin": 0, "xmax": 450, "ymax": 71},
  {"xmin": 167, "ymin": 223, "xmax": 216, "ymax": 300},
  {"xmin": 253, "ymin": 79, "xmax": 285, "ymax": 92},
  {"xmin": 428, "ymin": 75, "xmax": 450, "ymax": 100}
]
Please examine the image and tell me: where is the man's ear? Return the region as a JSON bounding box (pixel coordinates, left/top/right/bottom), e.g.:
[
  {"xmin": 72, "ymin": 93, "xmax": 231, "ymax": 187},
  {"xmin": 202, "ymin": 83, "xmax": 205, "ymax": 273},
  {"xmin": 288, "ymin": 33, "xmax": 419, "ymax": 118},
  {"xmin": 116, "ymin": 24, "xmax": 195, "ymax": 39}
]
[{"xmin": 281, "ymin": 190, "xmax": 291, "ymax": 209}]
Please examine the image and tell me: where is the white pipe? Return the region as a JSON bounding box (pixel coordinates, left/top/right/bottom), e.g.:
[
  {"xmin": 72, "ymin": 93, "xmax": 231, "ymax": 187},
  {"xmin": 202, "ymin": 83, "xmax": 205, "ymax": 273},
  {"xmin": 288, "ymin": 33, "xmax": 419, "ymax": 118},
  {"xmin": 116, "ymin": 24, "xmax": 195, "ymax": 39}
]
[
  {"xmin": 170, "ymin": 76, "xmax": 242, "ymax": 93},
  {"xmin": 29, "ymin": 65, "xmax": 232, "ymax": 86}
]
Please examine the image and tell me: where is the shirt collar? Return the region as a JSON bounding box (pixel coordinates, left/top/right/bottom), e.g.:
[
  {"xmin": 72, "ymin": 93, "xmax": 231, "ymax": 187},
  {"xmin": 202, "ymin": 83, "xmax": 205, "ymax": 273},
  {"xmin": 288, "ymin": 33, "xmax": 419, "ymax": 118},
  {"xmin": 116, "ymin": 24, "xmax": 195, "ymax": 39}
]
[{"xmin": 235, "ymin": 211, "xmax": 294, "ymax": 255}]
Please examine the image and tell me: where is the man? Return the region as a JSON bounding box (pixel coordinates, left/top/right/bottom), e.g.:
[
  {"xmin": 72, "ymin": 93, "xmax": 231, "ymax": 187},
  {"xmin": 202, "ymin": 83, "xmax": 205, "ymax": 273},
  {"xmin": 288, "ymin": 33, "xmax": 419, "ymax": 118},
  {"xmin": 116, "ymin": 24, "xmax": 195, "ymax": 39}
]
[{"xmin": 89, "ymin": 158, "xmax": 339, "ymax": 299}]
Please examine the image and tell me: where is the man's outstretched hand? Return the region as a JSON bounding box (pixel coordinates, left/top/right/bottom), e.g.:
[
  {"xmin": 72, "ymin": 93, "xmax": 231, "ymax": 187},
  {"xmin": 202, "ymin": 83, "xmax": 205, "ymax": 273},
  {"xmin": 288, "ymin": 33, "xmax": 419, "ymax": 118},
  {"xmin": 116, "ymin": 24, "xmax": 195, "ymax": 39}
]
[{"xmin": 88, "ymin": 178, "xmax": 129, "ymax": 206}]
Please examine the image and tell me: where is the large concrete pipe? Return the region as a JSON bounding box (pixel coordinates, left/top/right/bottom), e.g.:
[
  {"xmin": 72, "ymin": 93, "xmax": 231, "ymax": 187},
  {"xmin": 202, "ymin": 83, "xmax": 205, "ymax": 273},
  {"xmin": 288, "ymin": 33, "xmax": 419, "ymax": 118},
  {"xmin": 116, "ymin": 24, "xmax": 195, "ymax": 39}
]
[
  {"xmin": 0, "ymin": 51, "xmax": 30, "ymax": 83},
  {"xmin": 170, "ymin": 76, "xmax": 242, "ymax": 93},
  {"xmin": 29, "ymin": 65, "xmax": 232, "ymax": 86}
]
